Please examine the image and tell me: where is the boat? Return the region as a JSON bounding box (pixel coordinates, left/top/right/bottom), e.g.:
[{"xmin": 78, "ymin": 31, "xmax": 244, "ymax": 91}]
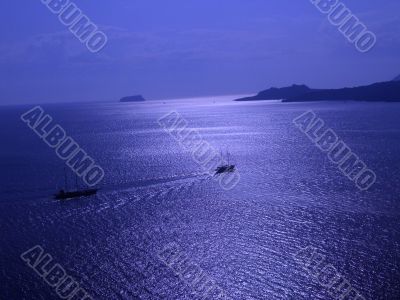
[
  {"xmin": 215, "ymin": 164, "xmax": 235, "ymax": 174},
  {"xmin": 54, "ymin": 168, "xmax": 98, "ymax": 200},
  {"xmin": 54, "ymin": 189, "xmax": 98, "ymax": 200},
  {"xmin": 215, "ymin": 151, "xmax": 236, "ymax": 175}
]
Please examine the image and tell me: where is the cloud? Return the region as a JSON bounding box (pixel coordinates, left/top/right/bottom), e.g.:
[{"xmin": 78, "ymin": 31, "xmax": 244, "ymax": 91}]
[
  {"xmin": 0, "ymin": 24, "xmax": 309, "ymax": 67},
  {"xmin": 0, "ymin": 30, "xmax": 108, "ymax": 65}
]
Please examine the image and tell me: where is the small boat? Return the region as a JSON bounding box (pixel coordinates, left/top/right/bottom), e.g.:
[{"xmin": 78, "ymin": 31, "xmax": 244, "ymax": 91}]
[
  {"xmin": 54, "ymin": 168, "xmax": 98, "ymax": 200},
  {"xmin": 54, "ymin": 189, "xmax": 98, "ymax": 200},
  {"xmin": 215, "ymin": 151, "xmax": 236, "ymax": 175},
  {"xmin": 215, "ymin": 164, "xmax": 235, "ymax": 174}
]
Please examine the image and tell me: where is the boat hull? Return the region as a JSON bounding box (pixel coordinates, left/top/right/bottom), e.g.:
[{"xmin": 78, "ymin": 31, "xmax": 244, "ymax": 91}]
[
  {"xmin": 54, "ymin": 189, "xmax": 98, "ymax": 200},
  {"xmin": 215, "ymin": 165, "xmax": 236, "ymax": 174}
]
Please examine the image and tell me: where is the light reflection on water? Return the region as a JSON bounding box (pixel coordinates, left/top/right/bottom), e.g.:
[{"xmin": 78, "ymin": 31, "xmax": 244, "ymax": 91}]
[{"xmin": 1, "ymin": 97, "xmax": 400, "ymax": 299}]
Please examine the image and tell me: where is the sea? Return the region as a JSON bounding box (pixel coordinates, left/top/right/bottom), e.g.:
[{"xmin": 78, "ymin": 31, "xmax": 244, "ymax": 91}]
[{"xmin": 1, "ymin": 96, "xmax": 399, "ymax": 299}]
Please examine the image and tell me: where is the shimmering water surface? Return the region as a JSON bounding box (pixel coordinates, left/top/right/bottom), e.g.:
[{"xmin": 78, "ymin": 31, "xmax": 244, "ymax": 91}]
[{"xmin": 1, "ymin": 97, "xmax": 400, "ymax": 299}]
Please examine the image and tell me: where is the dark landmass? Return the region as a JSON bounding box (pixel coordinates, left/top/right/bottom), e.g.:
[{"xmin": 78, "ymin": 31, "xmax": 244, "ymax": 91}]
[
  {"xmin": 285, "ymin": 81, "xmax": 400, "ymax": 102},
  {"xmin": 393, "ymin": 74, "xmax": 400, "ymax": 81},
  {"xmin": 120, "ymin": 95, "xmax": 146, "ymax": 102},
  {"xmin": 235, "ymin": 80, "xmax": 400, "ymax": 102},
  {"xmin": 235, "ymin": 85, "xmax": 314, "ymax": 101}
]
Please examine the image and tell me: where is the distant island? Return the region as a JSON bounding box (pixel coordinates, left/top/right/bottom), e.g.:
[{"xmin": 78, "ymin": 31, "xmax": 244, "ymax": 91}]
[
  {"xmin": 235, "ymin": 77, "xmax": 400, "ymax": 102},
  {"xmin": 120, "ymin": 95, "xmax": 146, "ymax": 102}
]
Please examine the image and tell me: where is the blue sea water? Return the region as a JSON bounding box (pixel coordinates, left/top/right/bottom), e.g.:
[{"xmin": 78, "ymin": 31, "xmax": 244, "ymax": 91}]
[{"xmin": 1, "ymin": 97, "xmax": 400, "ymax": 299}]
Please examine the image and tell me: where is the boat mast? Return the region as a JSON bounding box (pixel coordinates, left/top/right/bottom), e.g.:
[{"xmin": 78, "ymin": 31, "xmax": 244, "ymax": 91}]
[{"xmin": 64, "ymin": 166, "xmax": 68, "ymax": 191}]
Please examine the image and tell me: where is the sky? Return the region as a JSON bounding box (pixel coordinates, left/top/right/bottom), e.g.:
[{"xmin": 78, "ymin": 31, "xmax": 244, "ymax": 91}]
[{"xmin": 0, "ymin": 0, "xmax": 400, "ymax": 104}]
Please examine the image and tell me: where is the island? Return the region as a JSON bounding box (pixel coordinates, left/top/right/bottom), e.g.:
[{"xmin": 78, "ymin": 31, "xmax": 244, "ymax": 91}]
[
  {"xmin": 235, "ymin": 78, "xmax": 400, "ymax": 103},
  {"xmin": 120, "ymin": 95, "xmax": 146, "ymax": 102}
]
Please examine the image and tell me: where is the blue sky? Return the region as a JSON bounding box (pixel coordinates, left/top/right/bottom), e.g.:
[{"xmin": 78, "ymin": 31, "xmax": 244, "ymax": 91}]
[{"xmin": 1, "ymin": 0, "xmax": 400, "ymax": 104}]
